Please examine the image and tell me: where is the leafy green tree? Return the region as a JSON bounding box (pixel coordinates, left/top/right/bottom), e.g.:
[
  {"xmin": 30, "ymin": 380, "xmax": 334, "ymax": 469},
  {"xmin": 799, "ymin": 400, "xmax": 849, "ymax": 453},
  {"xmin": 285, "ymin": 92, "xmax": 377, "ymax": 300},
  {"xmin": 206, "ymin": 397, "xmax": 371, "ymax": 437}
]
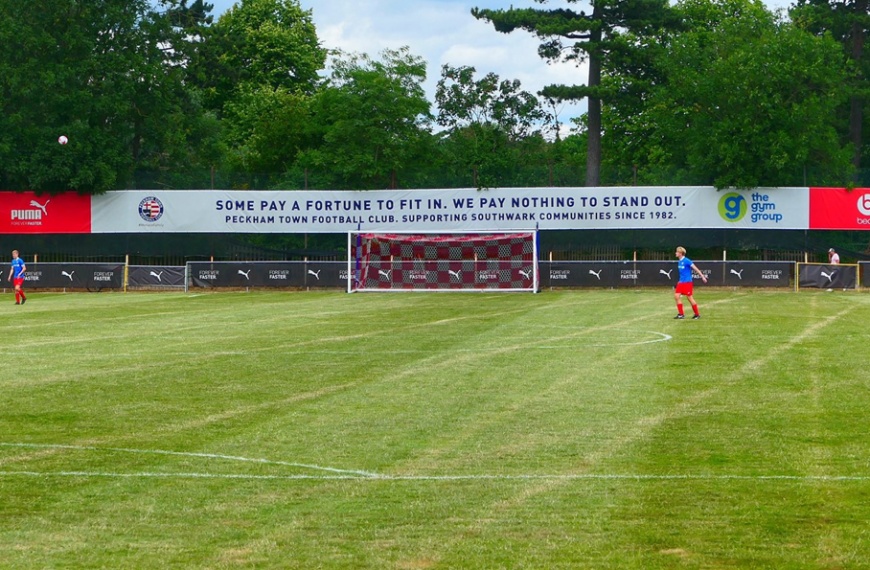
[
  {"xmin": 194, "ymin": 0, "xmax": 326, "ymax": 115},
  {"xmin": 472, "ymin": 0, "xmax": 681, "ymax": 186},
  {"xmin": 551, "ymin": 131, "xmax": 588, "ymax": 186},
  {"xmin": 222, "ymin": 86, "xmax": 314, "ymax": 174},
  {"xmin": 435, "ymin": 64, "xmax": 550, "ymax": 188},
  {"xmin": 602, "ymin": 0, "xmax": 854, "ymax": 188},
  {"xmin": 791, "ymin": 0, "xmax": 870, "ymax": 169},
  {"xmin": 0, "ymin": 0, "xmax": 209, "ymax": 194},
  {"xmin": 299, "ymin": 47, "xmax": 433, "ymax": 189},
  {"xmin": 133, "ymin": 2, "xmax": 228, "ymax": 187},
  {"xmin": 436, "ymin": 65, "xmax": 549, "ymax": 139}
]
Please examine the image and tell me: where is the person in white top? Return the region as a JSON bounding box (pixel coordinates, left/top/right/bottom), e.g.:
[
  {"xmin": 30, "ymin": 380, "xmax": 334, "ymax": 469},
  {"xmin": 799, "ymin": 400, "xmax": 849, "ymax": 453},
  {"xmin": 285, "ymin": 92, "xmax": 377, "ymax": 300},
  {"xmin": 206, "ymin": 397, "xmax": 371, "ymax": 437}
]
[{"xmin": 828, "ymin": 248, "xmax": 840, "ymax": 264}]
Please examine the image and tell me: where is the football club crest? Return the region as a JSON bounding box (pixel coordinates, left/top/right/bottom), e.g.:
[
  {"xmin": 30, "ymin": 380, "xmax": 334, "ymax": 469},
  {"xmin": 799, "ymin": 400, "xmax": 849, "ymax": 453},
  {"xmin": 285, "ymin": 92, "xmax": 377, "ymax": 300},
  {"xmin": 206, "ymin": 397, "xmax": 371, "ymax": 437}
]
[{"xmin": 138, "ymin": 196, "xmax": 164, "ymax": 222}]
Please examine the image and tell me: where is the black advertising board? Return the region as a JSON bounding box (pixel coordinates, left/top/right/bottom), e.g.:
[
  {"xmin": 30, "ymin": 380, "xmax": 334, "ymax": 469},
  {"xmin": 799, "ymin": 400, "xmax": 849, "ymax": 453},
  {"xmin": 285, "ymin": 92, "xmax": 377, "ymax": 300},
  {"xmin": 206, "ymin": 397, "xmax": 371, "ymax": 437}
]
[{"xmin": 23, "ymin": 263, "xmax": 123, "ymax": 289}]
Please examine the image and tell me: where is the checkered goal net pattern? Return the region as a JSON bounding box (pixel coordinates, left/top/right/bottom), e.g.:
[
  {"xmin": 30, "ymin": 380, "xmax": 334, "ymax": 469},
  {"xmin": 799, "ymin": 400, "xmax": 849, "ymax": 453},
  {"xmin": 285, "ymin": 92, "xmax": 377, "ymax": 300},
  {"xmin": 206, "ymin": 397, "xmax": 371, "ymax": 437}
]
[{"xmin": 350, "ymin": 232, "xmax": 538, "ymax": 291}]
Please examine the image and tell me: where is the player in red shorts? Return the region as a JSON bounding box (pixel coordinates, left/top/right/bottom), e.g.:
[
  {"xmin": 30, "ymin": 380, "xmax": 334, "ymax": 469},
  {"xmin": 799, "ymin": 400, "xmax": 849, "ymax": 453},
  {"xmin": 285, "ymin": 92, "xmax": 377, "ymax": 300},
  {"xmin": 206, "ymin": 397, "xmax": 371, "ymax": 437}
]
[
  {"xmin": 674, "ymin": 246, "xmax": 706, "ymax": 319},
  {"xmin": 8, "ymin": 249, "xmax": 27, "ymax": 305}
]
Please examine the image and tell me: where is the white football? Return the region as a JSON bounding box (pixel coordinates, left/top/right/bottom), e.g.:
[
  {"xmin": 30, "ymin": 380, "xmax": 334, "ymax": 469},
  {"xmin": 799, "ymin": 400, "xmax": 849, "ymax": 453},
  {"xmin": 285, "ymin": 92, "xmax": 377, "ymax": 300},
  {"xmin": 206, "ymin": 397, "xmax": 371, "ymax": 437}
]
[{"xmin": 58, "ymin": 135, "xmax": 68, "ymax": 145}]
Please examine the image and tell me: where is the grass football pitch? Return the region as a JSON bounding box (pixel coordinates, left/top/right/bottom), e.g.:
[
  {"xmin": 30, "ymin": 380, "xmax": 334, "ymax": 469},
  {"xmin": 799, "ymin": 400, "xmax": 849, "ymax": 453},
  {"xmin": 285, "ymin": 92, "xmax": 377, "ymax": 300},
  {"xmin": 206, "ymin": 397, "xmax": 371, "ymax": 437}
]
[{"xmin": 1, "ymin": 289, "xmax": 869, "ymax": 569}]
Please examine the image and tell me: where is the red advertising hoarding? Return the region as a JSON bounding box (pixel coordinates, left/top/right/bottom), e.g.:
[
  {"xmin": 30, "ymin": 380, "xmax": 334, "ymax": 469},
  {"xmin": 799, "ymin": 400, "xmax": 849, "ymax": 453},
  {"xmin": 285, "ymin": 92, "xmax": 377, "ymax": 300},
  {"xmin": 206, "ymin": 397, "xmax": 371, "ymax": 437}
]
[
  {"xmin": 809, "ymin": 187, "xmax": 870, "ymax": 230},
  {"xmin": 0, "ymin": 192, "xmax": 91, "ymax": 234}
]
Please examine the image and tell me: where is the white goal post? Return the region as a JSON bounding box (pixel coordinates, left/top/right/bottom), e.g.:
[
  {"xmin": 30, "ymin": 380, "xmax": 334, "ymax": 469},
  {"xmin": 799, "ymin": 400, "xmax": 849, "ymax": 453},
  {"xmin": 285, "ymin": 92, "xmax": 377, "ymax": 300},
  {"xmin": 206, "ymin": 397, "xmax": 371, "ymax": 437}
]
[{"xmin": 347, "ymin": 231, "xmax": 539, "ymax": 293}]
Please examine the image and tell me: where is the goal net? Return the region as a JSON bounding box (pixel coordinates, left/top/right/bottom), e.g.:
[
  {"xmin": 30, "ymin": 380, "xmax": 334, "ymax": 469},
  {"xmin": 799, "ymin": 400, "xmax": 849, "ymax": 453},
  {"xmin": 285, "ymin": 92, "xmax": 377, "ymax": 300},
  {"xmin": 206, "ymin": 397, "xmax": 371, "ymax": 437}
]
[{"xmin": 348, "ymin": 231, "xmax": 539, "ymax": 292}]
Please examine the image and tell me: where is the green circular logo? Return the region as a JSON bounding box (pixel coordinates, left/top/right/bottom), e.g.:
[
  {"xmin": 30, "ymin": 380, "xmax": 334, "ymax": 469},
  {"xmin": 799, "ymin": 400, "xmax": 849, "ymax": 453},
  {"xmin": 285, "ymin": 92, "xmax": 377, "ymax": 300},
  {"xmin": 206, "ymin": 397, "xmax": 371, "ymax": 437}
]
[{"xmin": 718, "ymin": 193, "xmax": 746, "ymax": 222}]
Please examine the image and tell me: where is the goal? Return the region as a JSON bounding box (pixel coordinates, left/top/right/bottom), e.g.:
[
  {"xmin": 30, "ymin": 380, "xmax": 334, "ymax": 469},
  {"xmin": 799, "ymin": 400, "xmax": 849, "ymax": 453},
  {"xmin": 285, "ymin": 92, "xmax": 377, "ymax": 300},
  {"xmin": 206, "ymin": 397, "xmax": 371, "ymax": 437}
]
[{"xmin": 347, "ymin": 231, "xmax": 539, "ymax": 292}]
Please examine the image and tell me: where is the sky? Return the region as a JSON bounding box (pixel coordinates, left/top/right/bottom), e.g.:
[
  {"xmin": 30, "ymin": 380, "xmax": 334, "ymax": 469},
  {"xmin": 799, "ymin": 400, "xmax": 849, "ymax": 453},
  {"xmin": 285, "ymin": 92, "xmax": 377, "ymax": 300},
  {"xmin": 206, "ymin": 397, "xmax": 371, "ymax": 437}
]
[{"xmin": 206, "ymin": 0, "xmax": 794, "ymax": 131}]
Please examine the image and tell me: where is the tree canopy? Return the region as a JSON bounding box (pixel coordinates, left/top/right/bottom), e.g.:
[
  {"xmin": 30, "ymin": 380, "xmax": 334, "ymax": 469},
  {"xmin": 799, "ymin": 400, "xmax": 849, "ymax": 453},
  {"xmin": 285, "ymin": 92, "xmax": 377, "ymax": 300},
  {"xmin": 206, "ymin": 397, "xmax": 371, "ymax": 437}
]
[
  {"xmin": 0, "ymin": 0, "xmax": 866, "ymax": 194},
  {"xmin": 791, "ymin": 0, "xmax": 870, "ymax": 169},
  {"xmin": 299, "ymin": 48, "xmax": 433, "ymax": 189},
  {"xmin": 471, "ymin": 0, "xmax": 683, "ymax": 186},
  {"xmin": 0, "ymin": 0, "xmax": 197, "ymax": 193},
  {"xmin": 193, "ymin": 0, "xmax": 326, "ymax": 114},
  {"xmin": 603, "ymin": 0, "xmax": 854, "ymax": 188}
]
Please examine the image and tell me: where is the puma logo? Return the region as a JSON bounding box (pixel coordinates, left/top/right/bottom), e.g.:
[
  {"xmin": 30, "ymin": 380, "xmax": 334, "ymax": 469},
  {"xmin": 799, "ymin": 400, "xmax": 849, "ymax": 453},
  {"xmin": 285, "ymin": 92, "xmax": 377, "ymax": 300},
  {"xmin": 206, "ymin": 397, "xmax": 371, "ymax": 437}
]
[{"xmin": 29, "ymin": 199, "xmax": 50, "ymax": 215}]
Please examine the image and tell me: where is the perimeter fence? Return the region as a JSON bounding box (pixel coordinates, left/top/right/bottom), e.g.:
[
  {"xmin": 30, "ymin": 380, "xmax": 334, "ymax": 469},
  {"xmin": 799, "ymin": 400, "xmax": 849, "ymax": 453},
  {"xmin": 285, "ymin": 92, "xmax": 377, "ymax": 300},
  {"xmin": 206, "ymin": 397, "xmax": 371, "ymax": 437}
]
[
  {"xmin": 4, "ymin": 260, "xmax": 867, "ymax": 292},
  {"xmin": 7, "ymin": 229, "xmax": 870, "ymax": 267}
]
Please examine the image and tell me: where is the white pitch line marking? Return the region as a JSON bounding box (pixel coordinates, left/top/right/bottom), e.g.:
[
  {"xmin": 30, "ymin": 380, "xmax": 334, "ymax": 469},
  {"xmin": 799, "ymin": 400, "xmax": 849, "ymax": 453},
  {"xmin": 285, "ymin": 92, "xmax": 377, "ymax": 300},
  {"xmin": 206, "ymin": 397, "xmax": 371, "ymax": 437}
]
[
  {"xmin": 1, "ymin": 443, "xmax": 867, "ymax": 482},
  {"xmin": 0, "ymin": 471, "xmax": 868, "ymax": 482},
  {"xmin": 160, "ymin": 331, "xmax": 672, "ymax": 356},
  {"xmin": 0, "ymin": 443, "xmax": 379, "ymax": 477},
  {"xmin": 535, "ymin": 330, "xmax": 671, "ymax": 348}
]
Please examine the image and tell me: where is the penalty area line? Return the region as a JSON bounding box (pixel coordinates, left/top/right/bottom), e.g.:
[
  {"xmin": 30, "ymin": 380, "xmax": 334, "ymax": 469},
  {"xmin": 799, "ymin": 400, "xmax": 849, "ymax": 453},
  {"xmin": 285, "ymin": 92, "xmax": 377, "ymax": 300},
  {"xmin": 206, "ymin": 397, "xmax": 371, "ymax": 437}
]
[
  {"xmin": 4, "ymin": 443, "xmax": 866, "ymax": 482},
  {"xmin": 0, "ymin": 442, "xmax": 379, "ymax": 478}
]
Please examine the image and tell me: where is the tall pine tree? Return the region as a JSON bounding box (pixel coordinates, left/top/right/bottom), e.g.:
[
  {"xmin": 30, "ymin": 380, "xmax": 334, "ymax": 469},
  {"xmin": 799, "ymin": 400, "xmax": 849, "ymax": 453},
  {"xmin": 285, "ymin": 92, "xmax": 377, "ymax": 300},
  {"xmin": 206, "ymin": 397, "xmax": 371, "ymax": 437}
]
[{"xmin": 472, "ymin": 0, "xmax": 681, "ymax": 186}]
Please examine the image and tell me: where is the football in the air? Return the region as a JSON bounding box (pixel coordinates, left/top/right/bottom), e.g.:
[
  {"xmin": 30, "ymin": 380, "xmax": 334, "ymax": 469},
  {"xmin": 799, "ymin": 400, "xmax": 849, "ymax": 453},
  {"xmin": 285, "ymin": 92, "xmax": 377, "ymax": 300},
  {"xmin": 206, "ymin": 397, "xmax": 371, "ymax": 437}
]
[{"xmin": 58, "ymin": 135, "xmax": 68, "ymax": 145}]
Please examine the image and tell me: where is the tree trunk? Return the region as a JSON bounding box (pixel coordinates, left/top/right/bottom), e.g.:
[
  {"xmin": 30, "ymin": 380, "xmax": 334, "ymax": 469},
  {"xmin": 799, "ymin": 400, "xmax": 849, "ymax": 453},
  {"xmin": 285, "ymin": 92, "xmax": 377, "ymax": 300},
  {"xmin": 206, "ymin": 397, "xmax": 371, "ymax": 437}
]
[
  {"xmin": 850, "ymin": 2, "xmax": 866, "ymax": 168},
  {"xmin": 585, "ymin": 28, "xmax": 602, "ymax": 187}
]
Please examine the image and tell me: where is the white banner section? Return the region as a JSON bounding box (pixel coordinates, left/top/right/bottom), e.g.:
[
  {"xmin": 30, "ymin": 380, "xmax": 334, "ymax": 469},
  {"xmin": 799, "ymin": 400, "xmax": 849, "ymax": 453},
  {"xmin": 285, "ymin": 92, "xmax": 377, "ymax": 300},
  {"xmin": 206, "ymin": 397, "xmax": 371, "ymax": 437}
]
[{"xmin": 90, "ymin": 187, "xmax": 810, "ymax": 233}]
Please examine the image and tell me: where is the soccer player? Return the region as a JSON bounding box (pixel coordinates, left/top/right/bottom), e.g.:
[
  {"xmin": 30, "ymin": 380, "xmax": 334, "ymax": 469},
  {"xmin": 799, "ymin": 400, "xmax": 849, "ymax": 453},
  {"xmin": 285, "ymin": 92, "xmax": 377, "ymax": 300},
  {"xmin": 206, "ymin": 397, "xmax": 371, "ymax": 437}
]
[
  {"xmin": 673, "ymin": 246, "xmax": 706, "ymax": 319},
  {"xmin": 8, "ymin": 250, "xmax": 27, "ymax": 305}
]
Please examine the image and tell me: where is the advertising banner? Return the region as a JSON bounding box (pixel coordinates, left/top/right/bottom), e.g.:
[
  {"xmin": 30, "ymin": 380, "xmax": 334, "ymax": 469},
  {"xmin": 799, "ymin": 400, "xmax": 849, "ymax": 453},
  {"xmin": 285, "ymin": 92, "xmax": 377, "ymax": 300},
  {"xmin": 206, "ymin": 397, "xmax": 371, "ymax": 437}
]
[
  {"xmin": 188, "ymin": 261, "xmax": 314, "ymax": 288},
  {"xmin": 301, "ymin": 261, "xmax": 348, "ymax": 288},
  {"xmin": 186, "ymin": 261, "xmax": 351, "ymax": 288},
  {"xmin": 127, "ymin": 266, "xmax": 185, "ymax": 288},
  {"xmin": 0, "ymin": 191, "xmax": 91, "ymax": 234},
  {"xmin": 809, "ymin": 187, "xmax": 870, "ymax": 229},
  {"xmin": 798, "ymin": 263, "xmax": 857, "ymax": 289},
  {"xmin": 90, "ymin": 187, "xmax": 811, "ymax": 234},
  {"xmin": 718, "ymin": 262, "xmax": 791, "ymax": 287},
  {"xmin": 544, "ymin": 261, "xmax": 793, "ymax": 288},
  {"xmin": 23, "ymin": 263, "xmax": 123, "ymax": 289},
  {"xmin": 547, "ymin": 262, "xmax": 618, "ymax": 288}
]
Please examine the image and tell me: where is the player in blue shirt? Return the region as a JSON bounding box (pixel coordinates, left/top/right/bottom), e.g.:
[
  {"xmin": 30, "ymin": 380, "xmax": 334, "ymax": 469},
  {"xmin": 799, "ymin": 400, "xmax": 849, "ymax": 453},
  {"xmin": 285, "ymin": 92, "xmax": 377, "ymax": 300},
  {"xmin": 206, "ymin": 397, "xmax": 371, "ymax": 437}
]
[
  {"xmin": 674, "ymin": 246, "xmax": 706, "ymax": 319},
  {"xmin": 8, "ymin": 249, "xmax": 27, "ymax": 305}
]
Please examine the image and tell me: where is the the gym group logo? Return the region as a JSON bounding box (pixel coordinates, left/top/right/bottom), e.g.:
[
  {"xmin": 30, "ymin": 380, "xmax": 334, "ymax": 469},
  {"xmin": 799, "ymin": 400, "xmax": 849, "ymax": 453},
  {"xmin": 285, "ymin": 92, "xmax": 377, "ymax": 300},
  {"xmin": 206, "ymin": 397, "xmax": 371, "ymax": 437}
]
[
  {"xmin": 138, "ymin": 196, "xmax": 164, "ymax": 222},
  {"xmin": 718, "ymin": 192, "xmax": 783, "ymax": 224},
  {"xmin": 858, "ymin": 193, "xmax": 870, "ymax": 224}
]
